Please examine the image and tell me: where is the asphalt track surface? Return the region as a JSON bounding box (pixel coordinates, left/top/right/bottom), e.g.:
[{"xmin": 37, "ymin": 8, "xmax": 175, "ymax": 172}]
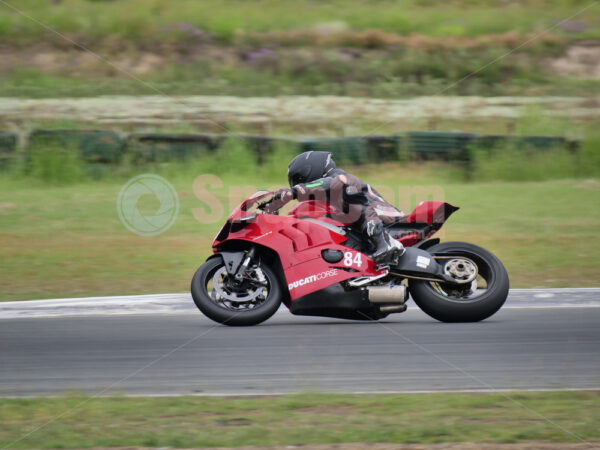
[{"xmin": 1, "ymin": 289, "xmax": 599, "ymax": 397}]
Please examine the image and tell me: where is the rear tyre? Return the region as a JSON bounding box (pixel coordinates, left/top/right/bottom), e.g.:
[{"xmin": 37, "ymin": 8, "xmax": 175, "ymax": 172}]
[
  {"xmin": 191, "ymin": 256, "xmax": 282, "ymax": 326},
  {"xmin": 409, "ymin": 241, "xmax": 509, "ymax": 322}
]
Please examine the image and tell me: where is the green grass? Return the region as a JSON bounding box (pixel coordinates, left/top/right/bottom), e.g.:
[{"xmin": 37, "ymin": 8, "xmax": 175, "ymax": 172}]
[
  {"xmin": 1, "ymin": 0, "xmax": 598, "ymax": 44},
  {"xmin": 1, "ymin": 152, "xmax": 599, "ymax": 301},
  {"xmin": 1, "ymin": 391, "xmax": 598, "ymax": 448},
  {"xmin": 470, "ymin": 144, "xmax": 600, "ymax": 181},
  {"xmin": 1, "ymin": 0, "xmax": 598, "ymax": 98}
]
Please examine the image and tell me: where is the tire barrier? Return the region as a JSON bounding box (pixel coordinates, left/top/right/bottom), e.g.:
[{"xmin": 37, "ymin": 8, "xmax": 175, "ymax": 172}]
[
  {"xmin": 0, "ymin": 132, "xmax": 17, "ymax": 169},
  {"xmin": 29, "ymin": 130, "xmax": 124, "ymax": 163},
  {"xmin": 235, "ymin": 135, "xmax": 279, "ymax": 165},
  {"xmin": 15, "ymin": 129, "xmax": 578, "ymax": 167},
  {"xmin": 474, "ymin": 135, "xmax": 569, "ymax": 152},
  {"xmin": 364, "ymin": 135, "xmax": 402, "ymax": 162},
  {"xmin": 127, "ymin": 133, "xmax": 222, "ymax": 163},
  {"xmin": 403, "ymin": 131, "xmax": 477, "ymax": 161},
  {"xmin": 299, "ymin": 137, "xmax": 369, "ymax": 164}
]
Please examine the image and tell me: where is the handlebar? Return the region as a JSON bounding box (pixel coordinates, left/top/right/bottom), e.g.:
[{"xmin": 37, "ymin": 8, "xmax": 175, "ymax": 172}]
[{"xmin": 256, "ymin": 192, "xmax": 282, "ymax": 212}]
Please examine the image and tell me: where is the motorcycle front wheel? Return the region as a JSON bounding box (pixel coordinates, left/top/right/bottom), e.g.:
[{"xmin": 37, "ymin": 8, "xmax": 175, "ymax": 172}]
[
  {"xmin": 409, "ymin": 241, "xmax": 509, "ymax": 322},
  {"xmin": 191, "ymin": 256, "xmax": 282, "ymax": 326}
]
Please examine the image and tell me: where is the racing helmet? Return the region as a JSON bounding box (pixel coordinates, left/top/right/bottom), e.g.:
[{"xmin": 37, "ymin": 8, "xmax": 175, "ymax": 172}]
[{"xmin": 287, "ymin": 151, "xmax": 336, "ymax": 187}]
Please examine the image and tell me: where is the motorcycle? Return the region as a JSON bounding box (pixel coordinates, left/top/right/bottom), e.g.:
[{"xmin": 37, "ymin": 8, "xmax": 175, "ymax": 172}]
[{"xmin": 191, "ymin": 190, "xmax": 509, "ymax": 326}]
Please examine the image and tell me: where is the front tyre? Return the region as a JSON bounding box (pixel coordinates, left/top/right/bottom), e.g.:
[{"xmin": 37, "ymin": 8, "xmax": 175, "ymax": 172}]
[
  {"xmin": 191, "ymin": 256, "xmax": 282, "ymax": 326},
  {"xmin": 409, "ymin": 242, "xmax": 509, "ymax": 322}
]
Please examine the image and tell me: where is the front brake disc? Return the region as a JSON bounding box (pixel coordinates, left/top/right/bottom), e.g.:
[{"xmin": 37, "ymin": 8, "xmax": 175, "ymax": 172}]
[{"xmin": 212, "ymin": 267, "xmax": 263, "ymax": 303}]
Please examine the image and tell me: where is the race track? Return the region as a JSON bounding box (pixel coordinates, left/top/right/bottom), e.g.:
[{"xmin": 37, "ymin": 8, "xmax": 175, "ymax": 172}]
[{"xmin": 1, "ymin": 289, "xmax": 599, "ymax": 396}]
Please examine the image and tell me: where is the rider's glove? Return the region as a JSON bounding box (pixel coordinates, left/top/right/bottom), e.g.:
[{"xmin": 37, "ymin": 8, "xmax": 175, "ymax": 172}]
[{"xmin": 264, "ymin": 188, "xmax": 294, "ymax": 214}]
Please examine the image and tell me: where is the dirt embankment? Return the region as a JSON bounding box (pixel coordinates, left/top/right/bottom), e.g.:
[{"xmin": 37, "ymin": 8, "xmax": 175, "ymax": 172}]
[
  {"xmin": 1, "ymin": 37, "xmax": 599, "ymax": 80},
  {"xmin": 547, "ymin": 41, "xmax": 600, "ymax": 79}
]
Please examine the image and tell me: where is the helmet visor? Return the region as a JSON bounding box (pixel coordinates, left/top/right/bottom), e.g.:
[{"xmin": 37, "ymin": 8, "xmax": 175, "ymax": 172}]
[{"xmin": 288, "ymin": 166, "xmax": 311, "ymax": 187}]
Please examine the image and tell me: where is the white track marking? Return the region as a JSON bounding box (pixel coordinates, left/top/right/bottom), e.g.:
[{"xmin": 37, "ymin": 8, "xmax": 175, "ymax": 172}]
[
  {"xmin": 1, "ymin": 288, "xmax": 599, "ymax": 319},
  {"xmin": 2, "ymin": 387, "xmax": 600, "ymax": 399}
]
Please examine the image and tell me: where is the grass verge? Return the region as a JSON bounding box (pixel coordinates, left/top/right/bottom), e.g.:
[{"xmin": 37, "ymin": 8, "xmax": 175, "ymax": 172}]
[
  {"xmin": 469, "ymin": 140, "xmax": 600, "ymax": 181},
  {"xmin": 1, "ymin": 391, "xmax": 598, "ymax": 448},
  {"xmin": 1, "ymin": 156, "xmax": 599, "ymax": 300},
  {"xmin": 1, "ymin": 1, "xmax": 598, "ymax": 98},
  {"xmin": 3, "ymin": 0, "xmax": 598, "ymax": 44}
]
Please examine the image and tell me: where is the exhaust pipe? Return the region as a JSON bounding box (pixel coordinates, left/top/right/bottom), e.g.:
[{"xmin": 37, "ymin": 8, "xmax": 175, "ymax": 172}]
[
  {"xmin": 367, "ymin": 285, "xmax": 408, "ymax": 304},
  {"xmin": 379, "ymin": 304, "xmax": 407, "ymax": 314}
]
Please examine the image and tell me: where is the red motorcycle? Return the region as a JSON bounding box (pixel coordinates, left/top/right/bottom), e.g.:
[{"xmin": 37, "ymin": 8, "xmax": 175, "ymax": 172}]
[{"xmin": 191, "ymin": 191, "xmax": 509, "ymax": 326}]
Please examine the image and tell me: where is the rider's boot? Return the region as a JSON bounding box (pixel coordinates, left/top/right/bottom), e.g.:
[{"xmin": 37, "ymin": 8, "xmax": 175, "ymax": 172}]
[{"xmin": 371, "ymin": 229, "xmax": 405, "ymax": 265}]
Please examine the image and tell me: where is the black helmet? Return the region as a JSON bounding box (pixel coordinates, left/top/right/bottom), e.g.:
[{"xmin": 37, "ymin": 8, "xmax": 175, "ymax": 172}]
[{"xmin": 287, "ymin": 151, "xmax": 336, "ymax": 187}]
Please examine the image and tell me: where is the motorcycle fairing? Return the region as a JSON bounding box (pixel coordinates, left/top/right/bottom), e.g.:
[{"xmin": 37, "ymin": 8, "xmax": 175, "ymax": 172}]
[
  {"xmin": 288, "ymin": 199, "xmax": 458, "ymax": 239},
  {"xmin": 288, "ymin": 200, "xmax": 335, "ymax": 218},
  {"xmin": 386, "ymin": 201, "xmax": 459, "ymax": 246},
  {"xmin": 289, "ymin": 283, "xmax": 382, "ymax": 320},
  {"xmin": 214, "ymin": 212, "xmax": 385, "ymax": 301},
  {"xmin": 212, "ymin": 195, "xmax": 455, "ymax": 302}
]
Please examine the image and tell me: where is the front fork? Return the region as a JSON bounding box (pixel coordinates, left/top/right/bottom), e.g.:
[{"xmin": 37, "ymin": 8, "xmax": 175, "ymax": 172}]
[{"xmin": 234, "ymin": 247, "xmax": 256, "ymax": 281}]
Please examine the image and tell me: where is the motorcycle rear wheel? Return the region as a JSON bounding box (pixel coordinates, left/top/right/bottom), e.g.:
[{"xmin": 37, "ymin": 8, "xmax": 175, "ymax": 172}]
[
  {"xmin": 191, "ymin": 256, "xmax": 282, "ymax": 326},
  {"xmin": 409, "ymin": 241, "xmax": 509, "ymax": 322}
]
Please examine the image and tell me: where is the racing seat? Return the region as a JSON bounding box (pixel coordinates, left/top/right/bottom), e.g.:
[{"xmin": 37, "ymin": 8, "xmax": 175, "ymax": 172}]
[{"xmin": 384, "ymin": 201, "xmax": 459, "ymax": 246}]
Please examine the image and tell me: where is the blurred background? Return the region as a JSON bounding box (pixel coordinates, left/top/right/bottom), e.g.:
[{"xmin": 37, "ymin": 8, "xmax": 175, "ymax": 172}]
[{"xmin": 0, "ymin": 0, "xmax": 599, "ymax": 301}]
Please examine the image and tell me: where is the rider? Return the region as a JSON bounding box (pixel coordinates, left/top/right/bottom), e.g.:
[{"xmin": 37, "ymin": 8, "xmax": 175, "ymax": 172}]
[{"xmin": 264, "ymin": 151, "xmax": 405, "ymax": 264}]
